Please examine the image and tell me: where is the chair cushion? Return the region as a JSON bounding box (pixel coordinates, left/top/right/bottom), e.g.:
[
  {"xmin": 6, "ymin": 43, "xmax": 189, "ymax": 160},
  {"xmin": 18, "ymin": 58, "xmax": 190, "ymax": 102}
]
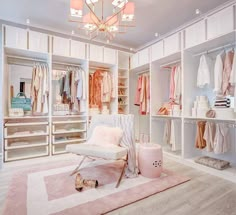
[
  {"xmin": 88, "ymin": 126, "xmax": 123, "ymax": 147},
  {"xmin": 66, "ymin": 144, "xmax": 128, "ymax": 160}
]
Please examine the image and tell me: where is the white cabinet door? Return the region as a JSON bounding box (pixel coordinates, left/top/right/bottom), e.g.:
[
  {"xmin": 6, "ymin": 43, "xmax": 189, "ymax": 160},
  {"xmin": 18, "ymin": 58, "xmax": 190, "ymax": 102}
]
[
  {"xmin": 70, "ymin": 40, "xmax": 86, "ymax": 59},
  {"xmin": 164, "ymin": 32, "xmax": 181, "ymax": 56},
  {"xmin": 29, "ymin": 31, "xmax": 48, "ymax": 53},
  {"xmin": 130, "ymin": 53, "xmax": 139, "ymax": 69},
  {"xmin": 185, "ymin": 20, "xmax": 206, "ymax": 49},
  {"xmin": 4, "ymin": 26, "xmax": 27, "ymax": 50},
  {"xmin": 138, "ymin": 48, "xmax": 150, "ymax": 66},
  {"xmin": 89, "ymin": 44, "xmax": 103, "ymax": 62},
  {"xmin": 118, "ymin": 51, "xmax": 130, "ymax": 69},
  {"xmin": 207, "ymin": 6, "xmax": 234, "ymax": 40},
  {"xmin": 103, "ymin": 47, "xmax": 117, "ymax": 65},
  {"xmin": 52, "ymin": 36, "xmax": 70, "ymax": 56},
  {"xmin": 151, "ymin": 41, "xmax": 164, "ymax": 62}
]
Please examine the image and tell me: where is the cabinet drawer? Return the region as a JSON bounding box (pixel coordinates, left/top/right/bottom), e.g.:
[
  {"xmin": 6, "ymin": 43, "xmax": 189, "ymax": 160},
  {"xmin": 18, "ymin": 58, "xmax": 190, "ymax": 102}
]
[
  {"xmin": 207, "ymin": 6, "xmax": 234, "ymax": 40},
  {"xmin": 185, "ymin": 20, "xmax": 206, "ymax": 49},
  {"xmin": 70, "ymin": 40, "xmax": 86, "ymax": 59},
  {"xmin": 164, "ymin": 32, "xmax": 181, "ymax": 56},
  {"xmin": 103, "ymin": 47, "xmax": 117, "ymax": 65},
  {"xmin": 4, "ymin": 25, "xmax": 27, "ymax": 50},
  {"xmin": 130, "ymin": 53, "xmax": 139, "ymax": 69},
  {"xmin": 52, "ymin": 36, "xmax": 70, "ymax": 56},
  {"xmin": 138, "ymin": 48, "xmax": 150, "ymax": 66},
  {"xmin": 29, "ymin": 31, "xmax": 48, "ymax": 53},
  {"xmin": 151, "ymin": 41, "xmax": 164, "ymax": 61},
  {"xmin": 89, "ymin": 44, "xmax": 103, "ymax": 62}
]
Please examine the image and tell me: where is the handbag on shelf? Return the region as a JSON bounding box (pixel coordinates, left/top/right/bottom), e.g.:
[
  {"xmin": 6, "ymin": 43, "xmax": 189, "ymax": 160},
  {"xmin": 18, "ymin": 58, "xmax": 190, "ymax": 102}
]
[{"xmin": 11, "ymin": 92, "xmax": 31, "ymax": 111}]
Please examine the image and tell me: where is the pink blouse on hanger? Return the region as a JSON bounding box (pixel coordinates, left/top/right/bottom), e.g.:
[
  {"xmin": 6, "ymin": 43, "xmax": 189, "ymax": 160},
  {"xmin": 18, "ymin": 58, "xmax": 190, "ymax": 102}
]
[
  {"xmin": 134, "ymin": 75, "xmax": 142, "ymax": 106},
  {"xmin": 169, "ymin": 66, "xmax": 176, "ymax": 101},
  {"xmin": 222, "ymin": 51, "xmax": 234, "ymax": 96}
]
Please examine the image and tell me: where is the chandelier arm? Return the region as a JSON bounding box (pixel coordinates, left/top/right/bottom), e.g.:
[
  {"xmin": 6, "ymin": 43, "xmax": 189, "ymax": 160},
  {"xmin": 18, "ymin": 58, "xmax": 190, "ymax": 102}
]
[
  {"xmin": 85, "ymin": 1, "xmax": 102, "ymax": 23},
  {"xmin": 103, "ymin": 4, "xmax": 126, "ymax": 26}
]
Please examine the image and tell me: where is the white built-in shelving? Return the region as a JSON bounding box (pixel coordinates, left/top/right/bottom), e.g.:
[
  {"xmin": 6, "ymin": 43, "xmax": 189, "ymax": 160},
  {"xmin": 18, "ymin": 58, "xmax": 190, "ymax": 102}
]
[
  {"xmin": 1, "ymin": 24, "xmax": 131, "ymax": 162},
  {"xmin": 0, "ymin": 23, "xmax": 133, "ymax": 162},
  {"xmin": 129, "ymin": 2, "xmax": 236, "ymax": 183},
  {"xmin": 118, "ymin": 51, "xmax": 130, "ymax": 114},
  {"xmin": 1, "ymin": 0, "xmax": 236, "ymax": 183}
]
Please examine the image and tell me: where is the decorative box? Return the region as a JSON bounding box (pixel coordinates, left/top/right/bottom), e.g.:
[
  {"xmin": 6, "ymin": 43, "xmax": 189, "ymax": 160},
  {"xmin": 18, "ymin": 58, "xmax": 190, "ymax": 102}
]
[{"xmin": 9, "ymin": 108, "xmax": 24, "ymax": 117}]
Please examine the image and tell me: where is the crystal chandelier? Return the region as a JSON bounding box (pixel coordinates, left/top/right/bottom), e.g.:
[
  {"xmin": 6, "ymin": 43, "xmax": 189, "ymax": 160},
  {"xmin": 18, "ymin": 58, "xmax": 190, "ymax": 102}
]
[{"xmin": 69, "ymin": 0, "xmax": 135, "ymax": 40}]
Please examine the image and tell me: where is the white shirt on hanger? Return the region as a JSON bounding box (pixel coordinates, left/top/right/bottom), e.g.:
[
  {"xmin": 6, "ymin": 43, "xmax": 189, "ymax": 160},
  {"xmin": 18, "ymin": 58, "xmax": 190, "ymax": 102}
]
[
  {"xmin": 214, "ymin": 52, "xmax": 224, "ymax": 94},
  {"xmin": 197, "ymin": 55, "xmax": 212, "ymax": 88}
]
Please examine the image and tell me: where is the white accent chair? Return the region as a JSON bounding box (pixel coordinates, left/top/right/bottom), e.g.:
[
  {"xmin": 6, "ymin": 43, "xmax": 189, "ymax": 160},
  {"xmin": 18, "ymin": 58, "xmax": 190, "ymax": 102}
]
[{"xmin": 66, "ymin": 114, "xmax": 137, "ymax": 188}]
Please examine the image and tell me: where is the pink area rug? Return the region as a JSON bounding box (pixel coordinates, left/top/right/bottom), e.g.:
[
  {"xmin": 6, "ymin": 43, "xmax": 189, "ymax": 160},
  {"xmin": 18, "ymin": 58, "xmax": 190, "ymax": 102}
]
[{"xmin": 3, "ymin": 160, "xmax": 190, "ymax": 215}]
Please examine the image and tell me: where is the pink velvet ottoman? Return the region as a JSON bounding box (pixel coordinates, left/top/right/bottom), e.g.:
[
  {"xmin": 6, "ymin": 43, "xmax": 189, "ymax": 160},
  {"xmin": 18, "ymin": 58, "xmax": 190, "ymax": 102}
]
[{"xmin": 138, "ymin": 143, "xmax": 163, "ymax": 178}]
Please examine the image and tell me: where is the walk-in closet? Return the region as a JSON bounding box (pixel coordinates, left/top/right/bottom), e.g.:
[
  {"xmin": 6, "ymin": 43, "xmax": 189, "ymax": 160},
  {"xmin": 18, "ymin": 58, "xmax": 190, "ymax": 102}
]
[
  {"xmin": 2, "ymin": 1, "xmax": 236, "ymax": 215},
  {"xmin": 1, "ymin": 0, "xmax": 236, "ymax": 186}
]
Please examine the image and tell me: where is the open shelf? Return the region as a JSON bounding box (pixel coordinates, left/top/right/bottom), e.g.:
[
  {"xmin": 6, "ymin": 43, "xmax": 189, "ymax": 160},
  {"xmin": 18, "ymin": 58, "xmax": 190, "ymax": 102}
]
[
  {"xmin": 118, "ymin": 67, "xmax": 129, "ymax": 71},
  {"xmin": 53, "ymin": 138, "xmax": 86, "ymax": 145},
  {"xmin": 153, "ymin": 52, "xmax": 181, "ymax": 65},
  {"xmin": 184, "ymin": 116, "xmax": 236, "ymax": 122},
  {"xmin": 4, "ymin": 116, "xmax": 49, "ymax": 120},
  {"xmin": 118, "ymin": 76, "xmax": 128, "ymax": 79},
  {"xmin": 5, "ymin": 47, "xmax": 49, "ymax": 61},
  {"xmin": 52, "ymin": 54, "xmax": 86, "ymax": 65},
  {"xmin": 52, "ymin": 129, "xmax": 86, "ymax": 135},
  {"xmin": 184, "ymin": 31, "xmax": 236, "ymax": 54},
  {"xmin": 4, "ymin": 146, "xmax": 49, "ymax": 162},
  {"xmin": 5, "ymin": 122, "xmax": 48, "ymax": 127},
  {"xmin": 152, "ymin": 115, "xmax": 182, "ymax": 119},
  {"xmin": 52, "ymin": 120, "xmax": 87, "ymax": 125},
  {"xmin": 5, "ymin": 142, "xmax": 48, "ymax": 150},
  {"xmin": 52, "ymin": 115, "xmax": 87, "ymax": 118},
  {"xmin": 130, "ymin": 63, "xmax": 149, "ymax": 73},
  {"xmin": 5, "ymin": 132, "xmax": 49, "ymax": 139}
]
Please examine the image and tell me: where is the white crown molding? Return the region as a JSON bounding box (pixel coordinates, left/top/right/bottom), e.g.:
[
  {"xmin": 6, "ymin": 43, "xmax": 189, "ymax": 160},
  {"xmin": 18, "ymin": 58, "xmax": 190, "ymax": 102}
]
[
  {"xmin": 137, "ymin": 0, "xmax": 236, "ymax": 52},
  {"xmin": 0, "ymin": 18, "xmax": 132, "ymax": 53}
]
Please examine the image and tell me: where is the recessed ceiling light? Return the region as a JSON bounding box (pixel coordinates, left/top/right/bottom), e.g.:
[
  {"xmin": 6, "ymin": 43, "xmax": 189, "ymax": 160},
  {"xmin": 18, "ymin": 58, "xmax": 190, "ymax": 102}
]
[
  {"xmin": 195, "ymin": 9, "xmax": 201, "ymax": 15},
  {"xmin": 130, "ymin": 48, "xmax": 133, "ymax": 51},
  {"xmin": 155, "ymin": 32, "xmax": 159, "ymax": 37}
]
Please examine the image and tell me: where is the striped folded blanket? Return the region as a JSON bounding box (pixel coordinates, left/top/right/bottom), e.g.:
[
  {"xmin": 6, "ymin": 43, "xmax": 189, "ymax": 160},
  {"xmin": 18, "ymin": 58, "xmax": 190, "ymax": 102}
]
[{"xmin": 214, "ymin": 98, "xmax": 230, "ymax": 108}]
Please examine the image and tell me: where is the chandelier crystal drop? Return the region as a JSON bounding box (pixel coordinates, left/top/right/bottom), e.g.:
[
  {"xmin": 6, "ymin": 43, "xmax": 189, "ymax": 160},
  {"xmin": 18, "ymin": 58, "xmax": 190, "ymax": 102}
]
[{"xmin": 69, "ymin": 0, "xmax": 135, "ymax": 40}]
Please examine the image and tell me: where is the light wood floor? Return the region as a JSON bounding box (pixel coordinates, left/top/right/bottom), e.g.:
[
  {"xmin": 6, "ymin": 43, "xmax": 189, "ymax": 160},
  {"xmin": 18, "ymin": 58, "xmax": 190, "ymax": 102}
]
[{"xmin": 1, "ymin": 155, "xmax": 236, "ymax": 215}]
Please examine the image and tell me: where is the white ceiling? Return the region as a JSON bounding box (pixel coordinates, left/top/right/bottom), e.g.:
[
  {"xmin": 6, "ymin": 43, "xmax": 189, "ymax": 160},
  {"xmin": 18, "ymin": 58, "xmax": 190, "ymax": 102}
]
[{"xmin": 0, "ymin": 0, "xmax": 231, "ymax": 50}]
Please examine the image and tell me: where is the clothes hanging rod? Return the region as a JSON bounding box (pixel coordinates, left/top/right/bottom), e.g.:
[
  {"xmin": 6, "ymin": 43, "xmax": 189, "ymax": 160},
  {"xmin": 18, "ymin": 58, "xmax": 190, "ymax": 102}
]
[
  {"xmin": 160, "ymin": 59, "xmax": 181, "ymax": 68},
  {"xmin": 53, "ymin": 61, "xmax": 81, "ymax": 67},
  {"xmin": 6, "ymin": 61, "xmax": 34, "ymax": 68},
  {"xmin": 136, "ymin": 70, "xmax": 150, "ymax": 75},
  {"xmin": 153, "ymin": 117, "xmax": 181, "ymax": 121},
  {"xmin": 184, "ymin": 120, "xmax": 236, "ymax": 127},
  {"xmin": 89, "ymin": 66, "xmax": 110, "ymax": 71},
  {"xmin": 194, "ymin": 42, "xmax": 236, "ymax": 57},
  {"xmin": 7, "ymin": 55, "xmax": 47, "ymax": 63}
]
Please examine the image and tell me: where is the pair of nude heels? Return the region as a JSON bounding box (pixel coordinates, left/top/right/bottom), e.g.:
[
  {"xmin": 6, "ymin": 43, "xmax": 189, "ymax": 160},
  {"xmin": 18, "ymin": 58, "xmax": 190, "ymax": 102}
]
[{"xmin": 75, "ymin": 173, "xmax": 99, "ymax": 192}]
